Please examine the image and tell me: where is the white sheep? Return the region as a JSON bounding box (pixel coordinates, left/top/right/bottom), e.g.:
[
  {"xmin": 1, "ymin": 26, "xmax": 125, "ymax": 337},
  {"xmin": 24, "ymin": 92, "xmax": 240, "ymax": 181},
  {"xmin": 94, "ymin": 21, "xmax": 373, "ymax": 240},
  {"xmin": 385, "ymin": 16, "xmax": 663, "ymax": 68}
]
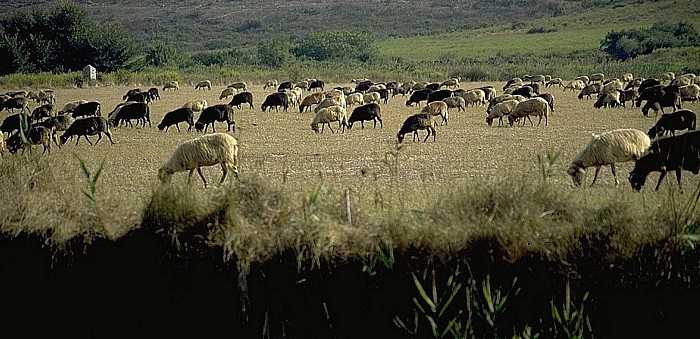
[
  {"xmin": 486, "ymin": 99, "xmax": 519, "ymax": 127},
  {"xmin": 440, "ymin": 78, "xmax": 460, "ymax": 89},
  {"xmin": 346, "ymin": 92, "xmax": 364, "ymax": 107},
  {"xmin": 574, "ymin": 75, "xmax": 590, "ymax": 84},
  {"xmin": 363, "ymin": 92, "xmax": 381, "ymax": 104},
  {"xmin": 589, "ymin": 73, "xmax": 605, "ymax": 83},
  {"xmin": 311, "ymin": 105, "xmax": 347, "ymax": 133},
  {"xmin": 158, "ymin": 133, "xmax": 239, "ymax": 187},
  {"xmin": 567, "ymin": 129, "xmax": 650, "ymax": 186},
  {"xmin": 227, "ymin": 82, "xmax": 248, "ymax": 92},
  {"xmin": 601, "ymin": 80, "xmax": 624, "ymax": 95},
  {"xmin": 263, "ymin": 79, "xmax": 279, "ymax": 90},
  {"xmin": 314, "ymin": 95, "xmax": 346, "ymax": 113},
  {"xmin": 564, "ymin": 80, "xmax": 585, "ymax": 92},
  {"xmin": 163, "ymin": 81, "xmax": 180, "ymax": 91},
  {"xmin": 195, "ymin": 80, "xmax": 212, "ymax": 90},
  {"xmin": 621, "ymin": 73, "xmax": 634, "ymax": 83},
  {"xmin": 671, "ymin": 76, "xmax": 693, "ymax": 87},
  {"xmin": 679, "ymin": 84, "xmax": 700, "ymax": 103},
  {"xmin": 461, "ymin": 89, "xmax": 486, "ymax": 107},
  {"xmin": 420, "ymin": 101, "xmax": 449, "ymax": 125},
  {"xmin": 507, "ymin": 97, "xmax": 549, "ymax": 127},
  {"xmin": 660, "ymin": 72, "xmax": 675, "ymax": 83},
  {"xmin": 182, "ymin": 99, "xmax": 208, "ymax": 113}
]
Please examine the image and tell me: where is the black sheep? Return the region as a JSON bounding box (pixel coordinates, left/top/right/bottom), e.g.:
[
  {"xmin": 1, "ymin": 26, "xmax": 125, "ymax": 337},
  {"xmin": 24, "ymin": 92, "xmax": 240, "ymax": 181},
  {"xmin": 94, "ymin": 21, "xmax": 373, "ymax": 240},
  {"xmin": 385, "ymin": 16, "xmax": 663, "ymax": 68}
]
[
  {"xmin": 6, "ymin": 125, "xmax": 58, "ymax": 155},
  {"xmin": 427, "ymin": 89, "xmax": 453, "ymax": 103},
  {"xmin": 309, "ymin": 80, "xmax": 325, "ymax": 91},
  {"xmin": 158, "ymin": 107, "xmax": 194, "ymax": 132},
  {"xmin": 425, "ymin": 82, "xmax": 441, "ymax": 91},
  {"xmin": 228, "ymin": 92, "xmax": 254, "ymax": 109},
  {"xmin": 647, "ymin": 109, "xmax": 696, "ymax": 139},
  {"xmin": 537, "ymin": 93, "xmax": 555, "ymax": 113},
  {"xmin": 34, "ymin": 115, "xmax": 73, "ymax": 132},
  {"xmin": 195, "ymin": 104, "xmax": 235, "ymax": 133},
  {"xmin": 636, "ymin": 78, "xmax": 661, "ymax": 94},
  {"xmin": 347, "ymin": 103, "xmax": 382, "ymax": 130},
  {"xmin": 72, "ymin": 101, "xmax": 101, "ymax": 118},
  {"xmin": 397, "ymin": 113, "xmax": 436, "ymax": 143},
  {"xmin": 60, "ymin": 116, "xmax": 115, "ymax": 145},
  {"xmin": 405, "ymin": 89, "xmax": 433, "ymax": 107},
  {"xmin": 125, "ymin": 91, "xmax": 150, "ymax": 103},
  {"xmin": 111, "ymin": 102, "xmax": 151, "ymax": 128},
  {"xmin": 354, "ymin": 81, "xmax": 373, "ymax": 93},
  {"xmin": 261, "ymin": 92, "xmax": 289, "ymax": 112},
  {"xmin": 0, "ymin": 97, "xmax": 30, "ymax": 114},
  {"xmin": 31, "ymin": 104, "xmax": 54, "ymax": 122},
  {"xmin": 629, "ymin": 130, "xmax": 700, "ymax": 192},
  {"xmin": 637, "ymin": 85, "xmax": 681, "ymax": 117},
  {"xmin": 277, "ymin": 81, "xmax": 293, "ymax": 92},
  {"xmin": 122, "ymin": 88, "xmax": 141, "ymax": 100},
  {"xmin": 0, "ymin": 113, "xmax": 30, "ymax": 135},
  {"xmin": 148, "ymin": 88, "xmax": 160, "ymax": 101},
  {"xmin": 512, "ymin": 86, "xmax": 535, "ymax": 98}
]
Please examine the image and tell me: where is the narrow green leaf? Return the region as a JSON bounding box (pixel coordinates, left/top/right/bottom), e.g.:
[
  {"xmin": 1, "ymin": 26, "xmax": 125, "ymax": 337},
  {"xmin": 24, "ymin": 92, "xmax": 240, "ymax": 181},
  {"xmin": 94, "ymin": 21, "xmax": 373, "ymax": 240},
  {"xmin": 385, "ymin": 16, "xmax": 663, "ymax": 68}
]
[
  {"xmin": 439, "ymin": 283, "xmax": 462, "ymax": 317},
  {"xmin": 413, "ymin": 273, "xmax": 437, "ymax": 313}
]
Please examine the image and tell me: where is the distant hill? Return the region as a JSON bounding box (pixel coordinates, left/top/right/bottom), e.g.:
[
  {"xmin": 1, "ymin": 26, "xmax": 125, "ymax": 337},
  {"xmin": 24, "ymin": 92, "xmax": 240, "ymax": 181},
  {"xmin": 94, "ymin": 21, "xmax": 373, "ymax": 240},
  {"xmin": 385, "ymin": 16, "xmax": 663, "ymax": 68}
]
[{"xmin": 0, "ymin": 0, "xmax": 636, "ymax": 52}]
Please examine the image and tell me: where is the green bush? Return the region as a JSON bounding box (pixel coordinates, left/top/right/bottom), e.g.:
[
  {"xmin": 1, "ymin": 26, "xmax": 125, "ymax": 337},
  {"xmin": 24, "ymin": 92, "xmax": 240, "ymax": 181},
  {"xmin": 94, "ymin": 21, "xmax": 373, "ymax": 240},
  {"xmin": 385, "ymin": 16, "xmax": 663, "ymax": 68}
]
[{"xmin": 601, "ymin": 21, "xmax": 700, "ymax": 61}]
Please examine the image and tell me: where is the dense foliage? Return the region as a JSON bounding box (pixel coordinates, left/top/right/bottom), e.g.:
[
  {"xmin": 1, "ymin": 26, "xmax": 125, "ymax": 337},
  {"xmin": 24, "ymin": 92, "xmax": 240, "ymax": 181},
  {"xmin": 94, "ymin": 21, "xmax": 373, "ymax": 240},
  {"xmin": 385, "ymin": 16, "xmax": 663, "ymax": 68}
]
[
  {"xmin": 292, "ymin": 30, "xmax": 378, "ymax": 62},
  {"xmin": 0, "ymin": 3, "xmax": 136, "ymax": 75},
  {"xmin": 601, "ymin": 21, "xmax": 700, "ymax": 61}
]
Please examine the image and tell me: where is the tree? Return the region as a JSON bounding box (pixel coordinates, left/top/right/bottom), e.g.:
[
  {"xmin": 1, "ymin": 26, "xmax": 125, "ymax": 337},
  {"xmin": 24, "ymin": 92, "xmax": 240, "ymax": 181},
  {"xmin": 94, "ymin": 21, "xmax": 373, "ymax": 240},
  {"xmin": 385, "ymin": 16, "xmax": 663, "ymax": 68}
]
[
  {"xmin": 292, "ymin": 30, "xmax": 378, "ymax": 62},
  {"xmin": 257, "ymin": 39, "xmax": 291, "ymax": 68},
  {"xmin": 145, "ymin": 43, "xmax": 181, "ymax": 68},
  {"xmin": 602, "ymin": 21, "xmax": 700, "ymax": 61}
]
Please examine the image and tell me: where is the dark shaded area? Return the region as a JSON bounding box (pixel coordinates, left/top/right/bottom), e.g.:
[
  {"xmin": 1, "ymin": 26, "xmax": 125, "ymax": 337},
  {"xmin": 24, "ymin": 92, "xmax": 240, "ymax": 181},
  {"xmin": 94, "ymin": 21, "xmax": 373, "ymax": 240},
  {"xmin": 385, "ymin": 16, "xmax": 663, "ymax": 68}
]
[{"xmin": 1, "ymin": 229, "xmax": 700, "ymax": 338}]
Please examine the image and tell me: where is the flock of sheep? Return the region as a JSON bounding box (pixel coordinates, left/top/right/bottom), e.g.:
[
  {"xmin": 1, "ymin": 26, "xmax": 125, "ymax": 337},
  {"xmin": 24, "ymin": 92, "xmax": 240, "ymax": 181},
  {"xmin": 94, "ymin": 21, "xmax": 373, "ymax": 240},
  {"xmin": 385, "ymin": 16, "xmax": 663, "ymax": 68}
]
[{"xmin": 0, "ymin": 71, "xmax": 698, "ymax": 190}]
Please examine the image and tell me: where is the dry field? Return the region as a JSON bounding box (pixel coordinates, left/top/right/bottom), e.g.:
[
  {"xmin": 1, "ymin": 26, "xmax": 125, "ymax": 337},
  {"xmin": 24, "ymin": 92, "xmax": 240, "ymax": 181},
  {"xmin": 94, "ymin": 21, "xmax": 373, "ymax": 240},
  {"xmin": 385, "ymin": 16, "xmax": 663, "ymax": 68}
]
[{"xmin": 2, "ymin": 82, "xmax": 698, "ymax": 236}]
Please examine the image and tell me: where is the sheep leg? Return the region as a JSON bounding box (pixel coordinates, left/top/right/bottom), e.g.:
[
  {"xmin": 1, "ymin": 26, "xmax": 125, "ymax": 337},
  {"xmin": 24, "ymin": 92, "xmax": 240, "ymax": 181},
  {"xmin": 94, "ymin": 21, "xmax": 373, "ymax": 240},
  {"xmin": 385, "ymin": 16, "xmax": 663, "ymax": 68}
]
[
  {"xmin": 654, "ymin": 171, "xmax": 668, "ymax": 190},
  {"xmin": 590, "ymin": 166, "xmax": 602, "ymax": 186},
  {"xmin": 219, "ymin": 163, "xmax": 228, "ymax": 184},
  {"xmin": 83, "ymin": 135, "xmax": 94, "ymax": 146},
  {"xmin": 674, "ymin": 168, "xmax": 683, "ymax": 193},
  {"xmin": 197, "ymin": 167, "xmax": 208, "ymax": 187},
  {"xmin": 328, "ymin": 123, "xmax": 335, "ymax": 134},
  {"xmin": 94, "ymin": 133, "xmax": 104, "ymax": 145},
  {"xmin": 527, "ymin": 116, "xmax": 534, "ymax": 127},
  {"xmin": 212, "ymin": 123, "xmax": 217, "ymax": 133},
  {"xmin": 175, "ymin": 124, "xmax": 181, "ymax": 133},
  {"xmin": 104, "ymin": 131, "xmax": 116, "ymax": 144},
  {"xmin": 610, "ymin": 164, "xmax": 620, "ymax": 186}
]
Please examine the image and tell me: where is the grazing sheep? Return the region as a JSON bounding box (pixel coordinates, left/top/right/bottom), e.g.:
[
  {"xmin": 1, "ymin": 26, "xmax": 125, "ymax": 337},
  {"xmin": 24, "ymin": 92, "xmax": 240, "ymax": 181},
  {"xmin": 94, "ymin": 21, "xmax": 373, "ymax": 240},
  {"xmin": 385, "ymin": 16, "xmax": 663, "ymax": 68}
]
[
  {"xmin": 264, "ymin": 79, "xmax": 279, "ymax": 90},
  {"xmin": 564, "ymin": 80, "xmax": 585, "ymax": 92},
  {"xmin": 182, "ymin": 99, "xmax": 208, "ymax": 113},
  {"xmin": 34, "ymin": 114, "xmax": 74, "ymax": 132},
  {"xmin": 309, "ymin": 80, "xmax": 325, "ymax": 92},
  {"xmin": 589, "ymin": 73, "xmax": 605, "ymax": 83},
  {"xmin": 628, "ymin": 131, "xmax": 700, "ymax": 192},
  {"xmin": 310, "ymin": 105, "xmax": 347, "ymax": 134},
  {"xmin": 195, "ymin": 104, "xmax": 235, "ymax": 133},
  {"xmin": 261, "ymin": 92, "xmax": 289, "ymax": 112},
  {"xmin": 228, "ymin": 92, "xmax": 254, "ymax": 109},
  {"xmin": 163, "ymin": 81, "xmax": 180, "ymax": 91},
  {"xmin": 460, "ymin": 89, "xmax": 487, "ymax": 107},
  {"xmin": 625, "ymin": 78, "xmax": 645, "ymax": 90},
  {"xmin": 295, "ymin": 81, "xmax": 310, "ymax": 91},
  {"xmin": 507, "ymin": 97, "xmax": 549, "ymax": 127},
  {"xmin": 347, "ymin": 103, "xmax": 382, "ymax": 130},
  {"xmin": 577, "ymin": 83, "xmax": 603, "ymax": 100},
  {"xmin": 637, "ymin": 78, "xmax": 662, "ymax": 94},
  {"xmin": 125, "ymin": 91, "xmax": 150, "ymax": 103},
  {"xmin": 440, "ymin": 78, "xmax": 460, "ymax": 89},
  {"xmin": 486, "ymin": 94, "xmax": 524, "ymax": 112},
  {"xmin": 158, "ymin": 107, "xmax": 194, "ymax": 132},
  {"xmin": 147, "ymin": 88, "xmax": 160, "ymax": 101},
  {"xmin": 679, "ymin": 84, "xmax": 700, "ymax": 103},
  {"xmin": 546, "ymin": 78, "xmax": 565, "ymax": 88},
  {"xmin": 660, "ymin": 72, "xmax": 675, "ymax": 83},
  {"xmin": 593, "ymin": 91, "xmax": 621, "ymax": 109},
  {"xmin": 34, "ymin": 90, "xmax": 55, "ymax": 105},
  {"xmin": 420, "ymin": 101, "xmax": 449, "ymax": 125},
  {"xmin": 601, "ymin": 80, "xmax": 624, "ymax": 95},
  {"xmin": 567, "ymin": 129, "xmax": 650, "ymax": 186},
  {"xmin": 503, "ymin": 78, "xmax": 523, "ymax": 91},
  {"xmin": 60, "ymin": 116, "xmax": 115, "ymax": 146},
  {"xmin": 511, "ymin": 86, "xmax": 536, "ymax": 98},
  {"xmin": 574, "ymin": 75, "xmax": 590, "ymax": 84},
  {"xmin": 277, "ymin": 81, "xmax": 293, "ymax": 92},
  {"xmin": 59, "ymin": 100, "xmax": 88, "ymax": 114},
  {"xmin": 72, "ymin": 101, "xmax": 101, "ymax": 118},
  {"xmin": 646, "ymin": 109, "xmax": 696, "ymax": 139},
  {"xmin": 397, "ymin": 113, "xmax": 436, "ymax": 143},
  {"xmin": 227, "ymin": 82, "xmax": 248, "ymax": 92},
  {"xmin": 426, "ymin": 83, "xmax": 441, "ymax": 91},
  {"xmin": 618, "ymin": 89, "xmax": 638, "ymax": 107},
  {"xmin": 405, "ymin": 89, "xmax": 433, "ymax": 106},
  {"xmin": 636, "ymin": 85, "xmax": 681, "ymax": 117},
  {"xmin": 527, "ymin": 74, "xmax": 546, "ymax": 84},
  {"xmin": 158, "ymin": 133, "xmax": 239, "ymax": 188},
  {"xmin": 31, "ymin": 104, "xmax": 55, "ymax": 122},
  {"xmin": 299, "ymin": 92, "xmax": 326, "ymax": 112},
  {"xmin": 427, "ymin": 89, "xmax": 453, "ymax": 103},
  {"xmin": 219, "ymin": 87, "xmax": 236, "ymax": 100},
  {"xmin": 345, "ymin": 92, "xmax": 364, "ymax": 108},
  {"xmin": 195, "ymin": 80, "xmax": 212, "ymax": 90},
  {"xmin": 0, "ymin": 113, "xmax": 31, "ymax": 136},
  {"xmin": 0, "ymin": 97, "xmax": 31, "ymax": 114},
  {"xmin": 314, "ymin": 96, "xmax": 346, "ymax": 113},
  {"xmin": 670, "ymin": 76, "xmax": 693, "ymax": 87},
  {"xmin": 363, "ymin": 92, "xmax": 381, "ymax": 104},
  {"xmin": 442, "ymin": 96, "xmax": 466, "ymax": 112},
  {"xmin": 6, "ymin": 125, "xmax": 59, "ymax": 155},
  {"xmin": 110, "ymin": 102, "xmax": 151, "ymax": 128},
  {"xmin": 486, "ymin": 99, "xmax": 519, "ymax": 127}
]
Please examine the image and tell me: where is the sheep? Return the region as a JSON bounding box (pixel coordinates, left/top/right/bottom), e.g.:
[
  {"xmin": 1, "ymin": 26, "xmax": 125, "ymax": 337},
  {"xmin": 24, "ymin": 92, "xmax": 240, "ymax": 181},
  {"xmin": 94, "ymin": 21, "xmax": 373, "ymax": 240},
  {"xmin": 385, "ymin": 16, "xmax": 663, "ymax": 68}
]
[
  {"xmin": 621, "ymin": 73, "xmax": 634, "ymax": 83},
  {"xmin": 440, "ymin": 78, "xmax": 460, "ymax": 89},
  {"xmin": 397, "ymin": 113, "xmax": 436, "ymax": 143},
  {"xmin": 6, "ymin": 125, "xmax": 59, "ymax": 155},
  {"xmin": 405, "ymin": 89, "xmax": 433, "ymax": 106},
  {"xmin": 566, "ymin": 128, "xmax": 650, "ymax": 186},
  {"xmin": 589, "ymin": 73, "xmax": 605, "ymax": 83},
  {"xmin": 527, "ymin": 74, "xmax": 546, "ymax": 84},
  {"xmin": 31, "ymin": 104, "xmax": 55, "ymax": 122},
  {"xmin": 261, "ymin": 92, "xmax": 289, "ymax": 112},
  {"xmin": 345, "ymin": 92, "xmax": 364, "ymax": 108},
  {"xmin": 122, "ymin": 88, "xmax": 142, "ymax": 100},
  {"xmin": 625, "ymin": 78, "xmax": 645, "ymax": 90},
  {"xmin": 486, "ymin": 99, "xmax": 519, "ymax": 127},
  {"xmin": 310, "ymin": 105, "xmax": 347, "ymax": 134},
  {"xmin": 478, "ymin": 86, "xmax": 497, "ymax": 102},
  {"xmin": 195, "ymin": 104, "xmax": 235, "ymax": 133},
  {"xmin": 309, "ymin": 80, "xmax": 325, "ymax": 92},
  {"xmin": 601, "ymin": 80, "xmax": 624, "ymax": 95},
  {"xmin": 637, "ymin": 78, "xmax": 661, "ymax": 94},
  {"xmin": 158, "ymin": 133, "xmax": 239, "ymax": 188},
  {"xmin": 295, "ymin": 81, "xmax": 309, "ymax": 91},
  {"xmin": 427, "ymin": 89, "xmax": 453, "ymax": 104},
  {"xmin": 163, "ymin": 81, "xmax": 180, "ymax": 91},
  {"xmin": 426, "ymin": 83, "xmax": 441, "ymax": 91},
  {"xmin": 347, "ymin": 103, "xmax": 382, "ymax": 130},
  {"xmin": 227, "ymin": 82, "xmax": 248, "ymax": 92},
  {"xmin": 546, "ymin": 78, "xmax": 564, "ymax": 88},
  {"xmin": 646, "ymin": 109, "xmax": 696, "ymax": 139},
  {"xmin": 670, "ymin": 76, "xmax": 693, "ymax": 87},
  {"xmin": 299, "ymin": 92, "xmax": 326, "ymax": 112},
  {"xmin": 0, "ymin": 97, "xmax": 31, "ymax": 114},
  {"xmin": 158, "ymin": 107, "xmax": 194, "ymax": 132},
  {"xmin": 420, "ymin": 101, "xmax": 449, "ymax": 125},
  {"xmin": 110, "ymin": 102, "xmax": 151, "ymax": 128},
  {"xmin": 577, "ymin": 83, "xmax": 603, "ymax": 100},
  {"xmin": 660, "ymin": 72, "xmax": 675, "ymax": 83},
  {"xmin": 618, "ymin": 89, "xmax": 638, "ymax": 107},
  {"xmin": 511, "ymin": 86, "xmax": 536, "ymax": 98},
  {"xmin": 593, "ymin": 91, "xmax": 621, "ymax": 109},
  {"xmin": 195, "ymin": 80, "xmax": 212, "ymax": 90},
  {"xmin": 536, "ymin": 93, "xmax": 555, "ymax": 114},
  {"xmin": 60, "ymin": 116, "xmax": 115, "ymax": 146},
  {"xmin": 59, "ymin": 100, "xmax": 88, "ymax": 114},
  {"xmin": 503, "ymin": 78, "xmax": 523, "ymax": 91},
  {"xmin": 636, "ymin": 85, "xmax": 681, "ymax": 117},
  {"xmin": 628, "ymin": 131, "xmax": 700, "ymax": 192},
  {"xmin": 219, "ymin": 87, "xmax": 236, "ymax": 100},
  {"xmin": 72, "ymin": 101, "xmax": 101, "ymax": 119},
  {"xmin": 263, "ymin": 79, "xmax": 279, "ymax": 90},
  {"xmin": 277, "ymin": 81, "xmax": 293, "ymax": 92},
  {"xmin": 460, "ymin": 89, "xmax": 486, "ymax": 107},
  {"xmin": 228, "ymin": 92, "xmax": 254, "ymax": 109},
  {"xmin": 314, "ymin": 96, "xmax": 345, "ymax": 113},
  {"xmin": 442, "ymin": 96, "xmax": 466, "ymax": 112},
  {"xmin": 363, "ymin": 92, "xmax": 381, "ymax": 105},
  {"xmin": 34, "ymin": 114, "xmax": 74, "ymax": 132},
  {"xmin": 147, "ymin": 88, "xmax": 160, "ymax": 101},
  {"xmin": 182, "ymin": 99, "xmax": 208, "ymax": 114},
  {"xmin": 507, "ymin": 97, "xmax": 549, "ymax": 127},
  {"xmin": 125, "ymin": 91, "xmax": 150, "ymax": 103},
  {"xmin": 564, "ymin": 80, "xmax": 586, "ymax": 92},
  {"xmin": 34, "ymin": 90, "xmax": 55, "ymax": 105},
  {"xmin": 574, "ymin": 75, "xmax": 590, "ymax": 84},
  {"xmin": 0, "ymin": 113, "xmax": 31, "ymax": 136},
  {"xmin": 679, "ymin": 84, "xmax": 700, "ymax": 103}
]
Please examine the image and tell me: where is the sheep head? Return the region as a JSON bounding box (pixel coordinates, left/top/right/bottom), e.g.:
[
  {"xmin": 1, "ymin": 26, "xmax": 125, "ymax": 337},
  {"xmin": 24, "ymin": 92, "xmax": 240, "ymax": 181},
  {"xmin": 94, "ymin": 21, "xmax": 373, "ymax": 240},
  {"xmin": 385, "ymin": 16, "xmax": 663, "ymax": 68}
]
[{"xmin": 567, "ymin": 165, "xmax": 585, "ymax": 186}]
